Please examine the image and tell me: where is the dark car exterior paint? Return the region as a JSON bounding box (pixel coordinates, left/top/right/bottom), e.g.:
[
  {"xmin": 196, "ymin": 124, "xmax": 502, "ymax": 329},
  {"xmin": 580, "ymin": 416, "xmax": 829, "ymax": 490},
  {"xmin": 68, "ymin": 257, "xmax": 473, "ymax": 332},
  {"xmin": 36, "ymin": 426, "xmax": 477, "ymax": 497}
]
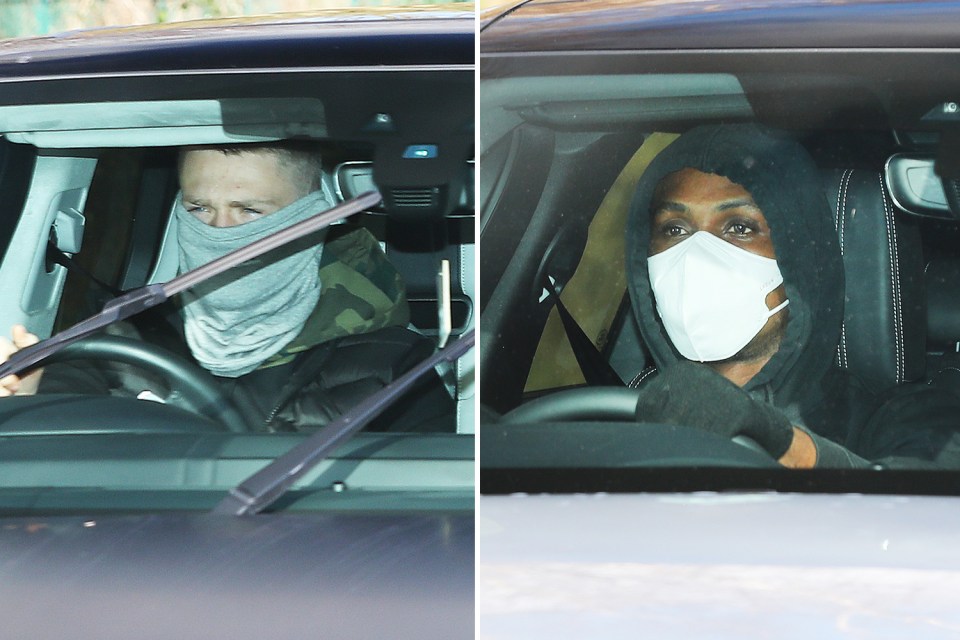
[
  {"xmin": 481, "ymin": 0, "xmax": 960, "ymax": 52},
  {"xmin": 0, "ymin": 9, "xmax": 474, "ymax": 76},
  {"xmin": 479, "ymin": 0, "xmax": 960, "ymax": 636},
  {"xmin": 0, "ymin": 7, "xmax": 475, "ymax": 637},
  {"xmin": 0, "ymin": 512, "xmax": 474, "ymax": 639}
]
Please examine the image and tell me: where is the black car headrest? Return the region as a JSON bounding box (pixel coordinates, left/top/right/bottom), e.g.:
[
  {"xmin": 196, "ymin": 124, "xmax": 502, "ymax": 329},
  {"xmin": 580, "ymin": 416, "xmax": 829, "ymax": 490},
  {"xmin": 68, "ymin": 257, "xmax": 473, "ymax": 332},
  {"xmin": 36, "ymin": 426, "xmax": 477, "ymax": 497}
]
[{"xmin": 822, "ymin": 168, "xmax": 927, "ymax": 391}]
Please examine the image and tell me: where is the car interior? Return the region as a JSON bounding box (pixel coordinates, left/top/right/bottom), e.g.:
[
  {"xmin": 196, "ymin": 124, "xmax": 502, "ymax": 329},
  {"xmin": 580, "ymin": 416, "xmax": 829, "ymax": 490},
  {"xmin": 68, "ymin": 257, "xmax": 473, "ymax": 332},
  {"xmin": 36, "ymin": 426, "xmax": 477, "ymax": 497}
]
[
  {"xmin": 0, "ymin": 68, "xmax": 475, "ymax": 511},
  {"xmin": 479, "ymin": 65, "xmax": 960, "ymax": 471}
]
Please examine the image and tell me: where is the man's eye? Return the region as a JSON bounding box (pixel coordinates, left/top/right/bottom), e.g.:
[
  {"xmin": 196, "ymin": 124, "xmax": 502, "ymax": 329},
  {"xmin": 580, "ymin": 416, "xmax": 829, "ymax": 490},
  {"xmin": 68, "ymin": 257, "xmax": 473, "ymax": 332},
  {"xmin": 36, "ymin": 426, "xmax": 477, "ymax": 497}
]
[
  {"xmin": 662, "ymin": 224, "xmax": 688, "ymax": 237},
  {"xmin": 727, "ymin": 222, "xmax": 754, "ymax": 236},
  {"xmin": 243, "ymin": 208, "xmax": 264, "ymax": 217},
  {"xmin": 186, "ymin": 205, "xmax": 208, "ymax": 216}
]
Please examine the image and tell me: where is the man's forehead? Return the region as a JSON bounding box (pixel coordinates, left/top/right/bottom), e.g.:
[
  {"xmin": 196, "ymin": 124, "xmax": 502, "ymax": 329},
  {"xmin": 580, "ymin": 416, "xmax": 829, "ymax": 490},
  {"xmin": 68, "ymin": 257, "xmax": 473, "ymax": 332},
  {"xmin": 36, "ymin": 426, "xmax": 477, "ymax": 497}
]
[
  {"xmin": 181, "ymin": 147, "xmax": 281, "ymax": 165},
  {"xmin": 653, "ymin": 168, "xmax": 756, "ymax": 204}
]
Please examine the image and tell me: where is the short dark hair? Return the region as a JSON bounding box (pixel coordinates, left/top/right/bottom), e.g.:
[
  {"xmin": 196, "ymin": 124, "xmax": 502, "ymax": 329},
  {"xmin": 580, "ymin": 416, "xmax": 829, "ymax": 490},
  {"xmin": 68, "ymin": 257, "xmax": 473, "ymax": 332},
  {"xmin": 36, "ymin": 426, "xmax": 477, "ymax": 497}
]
[{"xmin": 177, "ymin": 140, "xmax": 323, "ymax": 195}]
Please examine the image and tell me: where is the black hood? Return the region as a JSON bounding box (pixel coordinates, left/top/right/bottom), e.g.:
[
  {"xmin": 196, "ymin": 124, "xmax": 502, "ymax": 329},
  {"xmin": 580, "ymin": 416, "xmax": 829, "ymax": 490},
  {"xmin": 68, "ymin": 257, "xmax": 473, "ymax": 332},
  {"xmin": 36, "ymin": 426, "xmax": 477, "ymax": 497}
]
[{"xmin": 625, "ymin": 124, "xmax": 844, "ymax": 408}]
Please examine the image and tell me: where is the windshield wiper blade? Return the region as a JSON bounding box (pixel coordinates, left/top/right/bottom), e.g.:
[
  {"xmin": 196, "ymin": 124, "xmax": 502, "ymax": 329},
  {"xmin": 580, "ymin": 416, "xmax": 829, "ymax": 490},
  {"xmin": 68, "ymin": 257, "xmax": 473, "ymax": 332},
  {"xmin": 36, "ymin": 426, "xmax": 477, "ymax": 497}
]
[
  {"xmin": 212, "ymin": 328, "xmax": 476, "ymax": 516},
  {"xmin": 0, "ymin": 191, "xmax": 382, "ymax": 382}
]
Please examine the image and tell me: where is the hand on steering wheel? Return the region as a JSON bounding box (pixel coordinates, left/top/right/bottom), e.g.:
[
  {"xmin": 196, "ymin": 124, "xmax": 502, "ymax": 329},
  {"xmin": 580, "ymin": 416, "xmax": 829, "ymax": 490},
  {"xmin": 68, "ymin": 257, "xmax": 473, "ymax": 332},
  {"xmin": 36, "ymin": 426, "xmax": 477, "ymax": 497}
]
[
  {"xmin": 634, "ymin": 362, "xmax": 795, "ymax": 460},
  {"xmin": 43, "ymin": 334, "xmax": 255, "ymax": 432},
  {"xmin": 499, "ymin": 362, "xmax": 797, "ymax": 464}
]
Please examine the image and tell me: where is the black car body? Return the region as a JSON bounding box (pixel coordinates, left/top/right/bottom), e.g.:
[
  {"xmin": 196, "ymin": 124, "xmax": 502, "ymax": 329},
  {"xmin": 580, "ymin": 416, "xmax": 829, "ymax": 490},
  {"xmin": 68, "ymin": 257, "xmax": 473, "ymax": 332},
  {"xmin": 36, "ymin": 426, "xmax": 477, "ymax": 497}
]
[
  {"xmin": 0, "ymin": 7, "xmax": 475, "ymax": 638},
  {"xmin": 479, "ymin": 0, "xmax": 960, "ymax": 635}
]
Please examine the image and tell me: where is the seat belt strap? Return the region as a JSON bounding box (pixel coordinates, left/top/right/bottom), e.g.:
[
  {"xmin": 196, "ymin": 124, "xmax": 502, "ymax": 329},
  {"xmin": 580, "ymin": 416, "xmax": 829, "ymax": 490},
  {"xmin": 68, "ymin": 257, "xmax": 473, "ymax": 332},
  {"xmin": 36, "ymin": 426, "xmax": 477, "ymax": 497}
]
[
  {"xmin": 544, "ymin": 279, "xmax": 623, "ymax": 386},
  {"xmin": 524, "ymin": 132, "xmax": 680, "ymax": 392},
  {"xmin": 46, "ymin": 240, "xmax": 122, "ymax": 296}
]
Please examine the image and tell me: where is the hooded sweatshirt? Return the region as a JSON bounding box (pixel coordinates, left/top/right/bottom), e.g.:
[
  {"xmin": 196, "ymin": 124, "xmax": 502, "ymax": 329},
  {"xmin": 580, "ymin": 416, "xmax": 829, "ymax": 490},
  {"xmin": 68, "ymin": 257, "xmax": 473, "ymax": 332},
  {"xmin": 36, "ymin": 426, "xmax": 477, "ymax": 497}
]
[{"xmin": 625, "ymin": 124, "xmax": 960, "ymax": 466}]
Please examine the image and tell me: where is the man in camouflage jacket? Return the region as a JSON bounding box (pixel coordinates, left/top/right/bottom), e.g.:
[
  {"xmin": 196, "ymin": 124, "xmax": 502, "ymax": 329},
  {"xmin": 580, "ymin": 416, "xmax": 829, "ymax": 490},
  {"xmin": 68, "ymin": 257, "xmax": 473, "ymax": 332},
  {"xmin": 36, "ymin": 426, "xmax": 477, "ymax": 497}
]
[
  {"xmin": 217, "ymin": 223, "xmax": 454, "ymax": 433},
  {"xmin": 16, "ymin": 142, "xmax": 453, "ymax": 433},
  {"xmin": 32, "ymin": 223, "xmax": 452, "ymax": 433}
]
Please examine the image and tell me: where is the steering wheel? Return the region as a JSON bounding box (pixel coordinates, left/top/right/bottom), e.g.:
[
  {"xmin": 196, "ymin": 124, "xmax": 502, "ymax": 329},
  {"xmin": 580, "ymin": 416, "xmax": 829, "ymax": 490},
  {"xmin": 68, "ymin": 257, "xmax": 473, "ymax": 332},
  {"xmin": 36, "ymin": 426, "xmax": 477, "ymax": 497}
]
[
  {"xmin": 502, "ymin": 387, "xmax": 646, "ymax": 423},
  {"xmin": 44, "ymin": 334, "xmax": 254, "ymax": 432},
  {"xmin": 498, "ymin": 386, "xmax": 778, "ymax": 465}
]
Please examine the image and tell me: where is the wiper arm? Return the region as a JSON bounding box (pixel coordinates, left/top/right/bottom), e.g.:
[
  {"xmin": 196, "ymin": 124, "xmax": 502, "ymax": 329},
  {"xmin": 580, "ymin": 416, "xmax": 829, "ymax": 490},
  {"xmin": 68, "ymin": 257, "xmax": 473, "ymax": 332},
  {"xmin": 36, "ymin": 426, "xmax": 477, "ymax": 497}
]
[
  {"xmin": 212, "ymin": 328, "xmax": 475, "ymax": 516},
  {"xmin": 0, "ymin": 191, "xmax": 382, "ymax": 381}
]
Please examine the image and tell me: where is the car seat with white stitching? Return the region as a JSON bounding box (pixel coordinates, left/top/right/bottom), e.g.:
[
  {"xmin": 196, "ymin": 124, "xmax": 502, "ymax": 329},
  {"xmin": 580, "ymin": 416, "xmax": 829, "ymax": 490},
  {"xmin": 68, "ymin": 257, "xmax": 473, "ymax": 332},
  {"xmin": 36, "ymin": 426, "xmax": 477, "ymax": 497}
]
[{"xmin": 822, "ymin": 168, "xmax": 926, "ymax": 392}]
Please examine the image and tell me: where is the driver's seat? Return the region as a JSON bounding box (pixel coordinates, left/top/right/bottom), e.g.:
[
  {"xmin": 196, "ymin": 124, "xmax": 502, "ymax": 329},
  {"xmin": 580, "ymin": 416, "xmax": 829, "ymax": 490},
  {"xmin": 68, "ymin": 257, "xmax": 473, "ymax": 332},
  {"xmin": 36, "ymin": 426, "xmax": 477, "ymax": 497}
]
[{"xmin": 821, "ymin": 168, "xmax": 927, "ymax": 392}]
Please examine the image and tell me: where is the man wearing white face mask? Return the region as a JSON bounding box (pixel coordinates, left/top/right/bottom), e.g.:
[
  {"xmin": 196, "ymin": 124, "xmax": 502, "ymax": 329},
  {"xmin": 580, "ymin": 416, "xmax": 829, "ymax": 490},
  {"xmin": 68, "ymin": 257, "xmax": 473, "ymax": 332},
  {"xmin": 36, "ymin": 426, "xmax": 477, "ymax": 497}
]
[
  {"xmin": 1, "ymin": 142, "xmax": 453, "ymax": 433},
  {"xmin": 625, "ymin": 124, "xmax": 960, "ymax": 469},
  {"xmin": 645, "ymin": 167, "xmax": 790, "ymax": 379}
]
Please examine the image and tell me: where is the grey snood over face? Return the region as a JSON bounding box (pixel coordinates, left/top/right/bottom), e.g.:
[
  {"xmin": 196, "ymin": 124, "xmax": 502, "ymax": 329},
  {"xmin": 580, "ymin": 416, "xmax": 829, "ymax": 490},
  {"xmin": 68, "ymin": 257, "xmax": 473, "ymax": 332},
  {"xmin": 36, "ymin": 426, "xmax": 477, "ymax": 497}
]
[{"xmin": 176, "ymin": 190, "xmax": 332, "ymax": 377}]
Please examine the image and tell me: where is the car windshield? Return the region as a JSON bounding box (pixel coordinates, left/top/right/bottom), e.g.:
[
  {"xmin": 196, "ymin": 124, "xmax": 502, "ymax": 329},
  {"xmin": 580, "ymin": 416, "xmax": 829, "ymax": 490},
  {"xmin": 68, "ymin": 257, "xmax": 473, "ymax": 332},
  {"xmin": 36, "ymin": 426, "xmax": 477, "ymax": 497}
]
[
  {"xmin": 0, "ymin": 10, "xmax": 476, "ymax": 516},
  {"xmin": 479, "ymin": 17, "xmax": 960, "ymax": 493}
]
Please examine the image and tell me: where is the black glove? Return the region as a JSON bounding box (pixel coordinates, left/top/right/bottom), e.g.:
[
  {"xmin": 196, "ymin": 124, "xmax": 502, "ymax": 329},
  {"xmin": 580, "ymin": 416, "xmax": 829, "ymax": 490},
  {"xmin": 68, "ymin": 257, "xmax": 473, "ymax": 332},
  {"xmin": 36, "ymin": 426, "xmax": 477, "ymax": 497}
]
[{"xmin": 635, "ymin": 361, "xmax": 795, "ymax": 459}]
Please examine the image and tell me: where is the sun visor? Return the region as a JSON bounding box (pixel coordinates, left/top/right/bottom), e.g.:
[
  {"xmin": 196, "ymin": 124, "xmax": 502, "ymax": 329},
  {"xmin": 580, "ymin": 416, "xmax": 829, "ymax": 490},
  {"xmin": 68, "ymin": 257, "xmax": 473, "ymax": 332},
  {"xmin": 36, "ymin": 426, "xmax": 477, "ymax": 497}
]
[{"xmin": 0, "ymin": 99, "xmax": 326, "ymax": 147}]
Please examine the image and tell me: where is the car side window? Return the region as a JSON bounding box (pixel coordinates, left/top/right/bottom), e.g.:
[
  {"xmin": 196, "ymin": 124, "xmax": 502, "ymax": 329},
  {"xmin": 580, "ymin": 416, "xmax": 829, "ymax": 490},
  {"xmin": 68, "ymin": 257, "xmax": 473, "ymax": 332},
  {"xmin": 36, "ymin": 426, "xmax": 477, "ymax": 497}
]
[
  {"xmin": 0, "ymin": 139, "xmax": 36, "ymax": 268},
  {"xmin": 54, "ymin": 148, "xmax": 178, "ymax": 330}
]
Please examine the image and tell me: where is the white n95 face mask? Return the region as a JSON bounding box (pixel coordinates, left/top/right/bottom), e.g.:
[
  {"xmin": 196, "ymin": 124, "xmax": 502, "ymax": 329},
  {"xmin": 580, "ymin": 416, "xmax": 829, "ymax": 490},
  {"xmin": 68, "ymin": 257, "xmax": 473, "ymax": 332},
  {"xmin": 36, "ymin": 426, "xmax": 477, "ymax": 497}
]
[{"xmin": 647, "ymin": 230, "xmax": 789, "ymax": 362}]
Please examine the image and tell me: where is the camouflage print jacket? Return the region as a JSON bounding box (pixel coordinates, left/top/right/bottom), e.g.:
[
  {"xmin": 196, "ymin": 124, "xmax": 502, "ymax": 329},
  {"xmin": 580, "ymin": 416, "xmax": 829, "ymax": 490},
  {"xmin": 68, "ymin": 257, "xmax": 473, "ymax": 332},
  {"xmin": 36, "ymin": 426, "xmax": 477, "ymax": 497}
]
[
  {"xmin": 242, "ymin": 225, "xmax": 454, "ymax": 433},
  {"xmin": 257, "ymin": 224, "xmax": 411, "ymax": 370},
  {"xmin": 40, "ymin": 225, "xmax": 454, "ymax": 433}
]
